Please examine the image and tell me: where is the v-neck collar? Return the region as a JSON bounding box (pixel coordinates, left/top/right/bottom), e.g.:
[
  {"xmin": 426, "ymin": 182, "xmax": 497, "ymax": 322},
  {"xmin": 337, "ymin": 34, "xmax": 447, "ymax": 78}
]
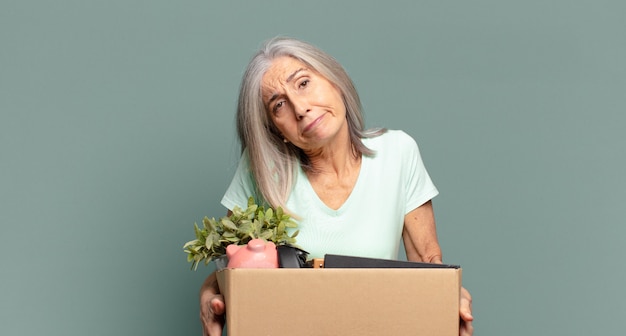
[{"xmin": 298, "ymin": 154, "xmax": 368, "ymax": 216}]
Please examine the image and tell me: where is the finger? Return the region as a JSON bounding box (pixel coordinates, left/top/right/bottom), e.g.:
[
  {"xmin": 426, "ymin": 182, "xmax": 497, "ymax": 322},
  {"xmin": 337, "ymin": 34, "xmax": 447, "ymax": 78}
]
[
  {"xmin": 459, "ymin": 287, "xmax": 473, "ymax": 321},
  {"xmin": 200, "ymin": 295, "xmax": 225, "ymax": 336},
  {"xmin": 205, "ymin": 321, "xmax": 223, "ymax": 336},
  {"xmin": 199, "ymin": 311, "xmax": 211, "ymax": 336},
  {"xmin": 200, "ymin": 309, "xmax": 224, "ymax": 336},
  {"xmin": 460, "ymin": 320, "xmax": 474, "ymax": 336},
  {"xmin": 460, "ymin": 303, "xmax": 473, "ymax": 321},
  {"xmin": 209, "ymin": 295, "xmax": 226, "ymax": 316}
]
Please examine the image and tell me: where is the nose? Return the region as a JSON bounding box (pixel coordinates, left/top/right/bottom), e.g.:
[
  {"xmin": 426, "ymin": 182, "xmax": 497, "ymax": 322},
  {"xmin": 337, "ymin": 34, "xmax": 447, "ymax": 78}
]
[{"xmin": 290, "ymin": 95, "xmax": 310, "ymax": 120}]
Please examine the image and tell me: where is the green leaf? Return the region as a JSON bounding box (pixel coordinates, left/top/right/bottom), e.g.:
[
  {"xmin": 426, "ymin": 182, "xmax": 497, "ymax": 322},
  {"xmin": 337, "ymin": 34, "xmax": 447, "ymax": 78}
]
[
  {"xmin": 238, "ymin": 221, "xmax": 253, "ymax": 234},
  {"xmin": 260, "ymin": 230, "xmax": 273, "ymax": 240},
  {"xmin": 253, "ymin": 219, "xmax": 262, "ymax": 233},
  {"xmin": 283, "ymin": 219, "xmax": 298, "ymax": 228},
  {"xmin": 208, "ymin": 217, "xmax": 218, "ymax": 232},
  {"xmin": 183, "ymin": 239, "xmax": 198, "ymax": 249},
  {"xmin": 246, "ymin": 206, "xmax": 257, "ymax": 219},
  {"xmin": 201, "ymin": 217, "xmax": 210, "ymax": 229},
  {"xmin": 208, "ymin": 232, "xmax": 220, "ymax": 246},
  {"xmin": 231, "ymin": 205, "xmax": 243, "ymax": 217},
  {"xmin": 221, "ymin": 218, "xmax": 238, "ymax": 231},
  {"xmin": 184, "ymin": 195, "xmax": 300, "ymax": 270},
  {"xmin": 277, "ymin": 221, "xmax": 285, "ymax": 234},
  {"xmin": 257, "ymin": 209, "xmax": 265, "ymax": 223}
]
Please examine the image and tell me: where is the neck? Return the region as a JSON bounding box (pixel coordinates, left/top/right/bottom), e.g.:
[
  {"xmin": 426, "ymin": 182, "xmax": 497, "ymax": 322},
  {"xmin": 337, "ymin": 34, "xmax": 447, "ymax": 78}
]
[{"xmin": 304, "ymin": 128, "xmax": 360, "ymax": 177}]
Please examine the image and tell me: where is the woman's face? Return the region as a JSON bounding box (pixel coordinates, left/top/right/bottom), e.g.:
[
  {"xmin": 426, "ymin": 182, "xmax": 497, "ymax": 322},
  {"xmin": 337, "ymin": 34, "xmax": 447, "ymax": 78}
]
[{"xmin": 261, "ymin": 56, "xmax": 347, "ymax": 152}]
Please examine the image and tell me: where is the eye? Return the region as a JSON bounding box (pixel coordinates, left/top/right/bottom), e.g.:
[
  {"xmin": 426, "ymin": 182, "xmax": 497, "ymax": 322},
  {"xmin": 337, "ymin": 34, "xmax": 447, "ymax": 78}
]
[
  {"xmin": 298, "ymin": 79, "xmax": 309, "ymax": 89},
  {"xmin": 273, "ymin": 100, "xmax": 285, "ymax": 113}
]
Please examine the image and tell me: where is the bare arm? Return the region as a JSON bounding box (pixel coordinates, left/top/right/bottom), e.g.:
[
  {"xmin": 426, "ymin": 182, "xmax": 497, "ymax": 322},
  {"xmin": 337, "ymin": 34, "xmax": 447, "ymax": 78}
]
[
  {"xmin": 402, "ymin": 200, "xmax": 442, "ymax": 263},
  {"xmin": 402, "ymin": 200, "xmax": 474, "ymax": 336}
]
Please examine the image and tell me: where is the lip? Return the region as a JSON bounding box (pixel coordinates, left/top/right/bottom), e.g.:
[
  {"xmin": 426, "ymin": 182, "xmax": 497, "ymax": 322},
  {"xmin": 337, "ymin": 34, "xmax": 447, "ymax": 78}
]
[{"xmin": 302, "ymin": 114, "xmax": 325, "ymax": 134}]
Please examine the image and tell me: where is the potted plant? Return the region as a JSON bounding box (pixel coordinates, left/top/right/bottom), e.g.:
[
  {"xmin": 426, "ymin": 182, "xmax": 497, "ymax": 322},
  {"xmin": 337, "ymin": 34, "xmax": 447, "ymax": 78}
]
[{"xmin": 183, "ymin": 197, "xmax": 299, "ymax": 270}]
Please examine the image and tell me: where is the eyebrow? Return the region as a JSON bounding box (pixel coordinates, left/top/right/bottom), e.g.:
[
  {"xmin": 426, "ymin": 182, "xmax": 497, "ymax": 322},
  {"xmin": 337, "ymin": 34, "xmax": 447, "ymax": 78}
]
[
  {"xmin": 286, "ymin": 68, "xmax": 307, "ymax": 83},
  {"xmin": 266, "ymin": 67, "xmax": 308, "ymax": 108}
]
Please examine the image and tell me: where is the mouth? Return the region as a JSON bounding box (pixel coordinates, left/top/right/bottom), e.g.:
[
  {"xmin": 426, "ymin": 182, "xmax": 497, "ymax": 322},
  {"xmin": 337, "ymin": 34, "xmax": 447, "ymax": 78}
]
[{"xmin": 302, "ymin": 114, "xmax": 325, "ymax": 134}]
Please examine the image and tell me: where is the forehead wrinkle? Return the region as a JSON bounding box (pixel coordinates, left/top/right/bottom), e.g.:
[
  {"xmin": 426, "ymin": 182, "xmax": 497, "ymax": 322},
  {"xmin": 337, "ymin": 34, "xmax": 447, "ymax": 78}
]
[
  {"xmin": 261, "ymin": 77, "xmax": 282, "ymax": 107},
  {"xmin": 286, "ymin": 68, "xmax": 307, "ymax": 83},
  {"xmin": 261, "ymin": 58, "xmax": 309, "ymax": 106}
]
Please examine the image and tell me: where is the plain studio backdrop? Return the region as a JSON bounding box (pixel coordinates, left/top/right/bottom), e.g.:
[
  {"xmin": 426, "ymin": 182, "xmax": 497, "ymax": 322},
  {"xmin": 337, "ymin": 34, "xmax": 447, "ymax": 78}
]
[{"xmin": 1, "ymin": 1, "xmax": 624, "ymax": 335}]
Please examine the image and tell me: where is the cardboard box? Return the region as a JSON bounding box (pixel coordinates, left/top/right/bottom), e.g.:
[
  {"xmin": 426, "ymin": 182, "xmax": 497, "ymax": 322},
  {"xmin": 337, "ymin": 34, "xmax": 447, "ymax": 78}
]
[{"xmin": 217, "ymin": 268, "xmax": 461, "ymax": 336}]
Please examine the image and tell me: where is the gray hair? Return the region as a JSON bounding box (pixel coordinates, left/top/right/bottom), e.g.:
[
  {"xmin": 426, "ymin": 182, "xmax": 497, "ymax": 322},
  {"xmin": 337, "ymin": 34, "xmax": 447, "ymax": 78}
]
[{"xmin": 236, "ymin": 36, "xmax": 385, "ymax": 210}]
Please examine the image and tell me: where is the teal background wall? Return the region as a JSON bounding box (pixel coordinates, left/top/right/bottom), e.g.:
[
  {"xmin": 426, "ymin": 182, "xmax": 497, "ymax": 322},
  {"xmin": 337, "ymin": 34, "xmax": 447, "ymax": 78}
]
[{"xmin": 1, "ymin": 1, "xmax": 624, "ymax": 335}]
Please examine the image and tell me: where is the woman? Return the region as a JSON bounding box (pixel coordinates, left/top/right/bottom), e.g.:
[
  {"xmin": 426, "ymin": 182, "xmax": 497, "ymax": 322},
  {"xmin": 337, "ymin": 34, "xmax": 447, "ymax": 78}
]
[{"xmin": 200, "ymin": 37, "xmax": 474, "ymax": 336}]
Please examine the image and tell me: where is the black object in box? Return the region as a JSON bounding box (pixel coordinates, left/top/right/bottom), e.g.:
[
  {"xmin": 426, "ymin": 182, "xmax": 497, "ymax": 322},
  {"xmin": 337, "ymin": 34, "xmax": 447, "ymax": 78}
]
[{"xmin": 323, "ymin": 254, "xmax": 460, "ymax": 269}]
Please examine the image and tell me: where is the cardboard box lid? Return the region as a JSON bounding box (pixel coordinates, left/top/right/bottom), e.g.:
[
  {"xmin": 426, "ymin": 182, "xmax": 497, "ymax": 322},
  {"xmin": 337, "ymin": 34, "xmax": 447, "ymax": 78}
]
[{"xmin": 217, "ymin": 268, "xmax": 461, "ymax": 336}]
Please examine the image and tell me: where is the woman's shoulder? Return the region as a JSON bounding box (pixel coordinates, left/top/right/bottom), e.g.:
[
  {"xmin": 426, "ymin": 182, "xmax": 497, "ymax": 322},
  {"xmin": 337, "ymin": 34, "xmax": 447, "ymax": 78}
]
[{"xmin": 363, "ymin": 129, "xmax": 417, "ymax": 150}]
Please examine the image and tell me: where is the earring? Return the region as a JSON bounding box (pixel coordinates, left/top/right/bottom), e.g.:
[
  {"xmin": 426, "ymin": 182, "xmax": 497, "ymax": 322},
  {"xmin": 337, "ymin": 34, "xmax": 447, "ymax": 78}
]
[{"xmin": 283, "ymin": 138, "xmax": 289, "ymax": 143}]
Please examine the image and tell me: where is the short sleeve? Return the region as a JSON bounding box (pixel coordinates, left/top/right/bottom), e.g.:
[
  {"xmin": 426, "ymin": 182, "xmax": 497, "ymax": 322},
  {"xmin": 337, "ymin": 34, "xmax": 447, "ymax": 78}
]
[
  {"xmin": 402, "ymin": 133, "xmax": 439, "ymax": 214},
  {"xmin": 220, "ymin": 150, "xmax": 261, "ymax": 211}
]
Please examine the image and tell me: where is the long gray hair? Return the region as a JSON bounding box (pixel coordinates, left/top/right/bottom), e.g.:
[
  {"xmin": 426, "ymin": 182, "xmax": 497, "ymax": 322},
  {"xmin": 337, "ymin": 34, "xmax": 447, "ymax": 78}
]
[{"xmin": 236, "ymin": 37, "xmax": 386, "ymax": 210}]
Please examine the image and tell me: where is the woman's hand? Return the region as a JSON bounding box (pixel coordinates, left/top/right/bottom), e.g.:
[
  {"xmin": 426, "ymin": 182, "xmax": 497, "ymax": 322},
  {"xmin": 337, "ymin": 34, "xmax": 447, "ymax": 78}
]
[
  {"xmin": 199, "ymin": 273, "xmax": 226, "ymax": 336},
  {"xmin": 459, "ymin": 286, "xmax": 474, "ymax": 336}
]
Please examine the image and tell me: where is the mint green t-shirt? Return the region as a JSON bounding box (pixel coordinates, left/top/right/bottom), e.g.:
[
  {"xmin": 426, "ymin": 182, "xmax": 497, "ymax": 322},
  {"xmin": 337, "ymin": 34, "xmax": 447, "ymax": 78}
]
[{"xmin": 221, "ymin": 130, "xmax": 438, "ymax": 259}]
